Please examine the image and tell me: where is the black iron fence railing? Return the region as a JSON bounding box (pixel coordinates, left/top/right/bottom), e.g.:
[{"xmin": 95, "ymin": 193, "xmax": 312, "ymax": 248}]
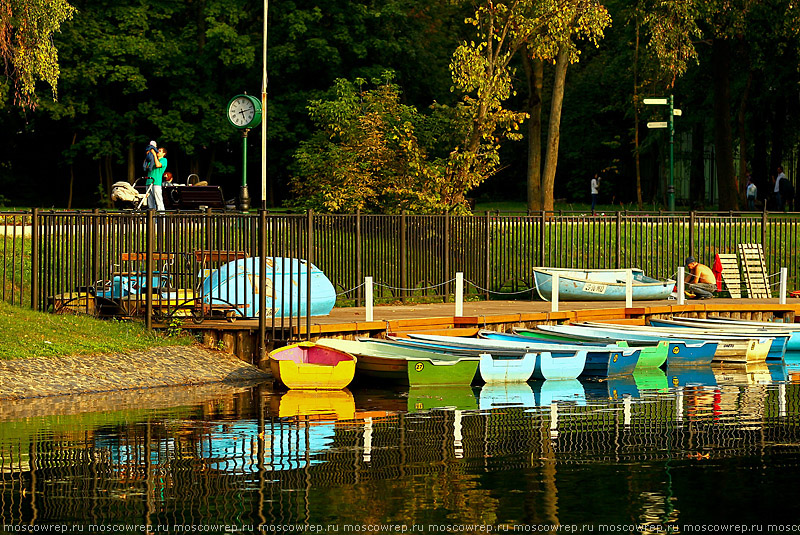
[{"xmin": 2, "ymin": 209, "xmax": 798, "ymax": 338}]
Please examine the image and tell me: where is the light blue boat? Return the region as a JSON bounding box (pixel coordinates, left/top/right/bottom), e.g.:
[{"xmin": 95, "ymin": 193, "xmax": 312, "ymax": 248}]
[
  {"xmin": 201, "ymin": 257, "xmax": 336, "ymax": 318},
  {"xmin": 650, "ymin": 316, "xmax": 800, "ymax": 352},
  {"xmin": 532, "ymin": 267, "xmax": 674, "ymax": 301},
  {"xmin": 381, "ymin": 336, "xmax": 586, "ymax": 380},
  {"xmin": 405, "ymin": 333, "xmax": 637, "ymax": 378}
]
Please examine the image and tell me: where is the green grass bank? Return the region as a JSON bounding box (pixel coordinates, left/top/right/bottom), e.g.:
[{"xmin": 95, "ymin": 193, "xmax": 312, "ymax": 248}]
[{"xmin": 0, "ymin": 301, "xmax": 193, "ymax": 361}]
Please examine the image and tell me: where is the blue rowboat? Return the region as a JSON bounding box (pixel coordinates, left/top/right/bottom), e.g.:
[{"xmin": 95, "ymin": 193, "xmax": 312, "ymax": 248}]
[
  {"xmin": 381, "ymin": 336, "xmax": 586, "ymax": 381},
  {"xmin": 534, "ymin": 324, "xmax": 719, "ymax": 367},
  {"xmin": 480, "ymin": 329, "xmax": 667, "ymax": 370},
  {"xmin": 576, "ymin": 321, "xmax": 783, "ymax": 363},
  {"xmin": 650, "ymin": 316, "xmax": 800, "ymax": 352},
  {"xmin": 404, "ymin": 333, "xmax": 638, "ymax": 378},
  {"xmin": 532, "ymin": 267, "xmax": 674, "ymax": 301},
  {"xmin": 201, "ymin": 257, "xmax": 336, "ymax": 319}
]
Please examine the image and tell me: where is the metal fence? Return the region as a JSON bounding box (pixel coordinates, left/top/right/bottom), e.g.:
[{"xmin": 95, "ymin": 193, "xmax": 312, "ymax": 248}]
[{"xmin": 2, "ymin": 209, "xmax": 799, "ymax": 332}]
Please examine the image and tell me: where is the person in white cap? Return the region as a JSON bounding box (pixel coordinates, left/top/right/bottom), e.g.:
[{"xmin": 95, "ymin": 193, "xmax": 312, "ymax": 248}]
[{"xmin": 144, "ymin": 142, "xmax": 166, "ymax": 211}]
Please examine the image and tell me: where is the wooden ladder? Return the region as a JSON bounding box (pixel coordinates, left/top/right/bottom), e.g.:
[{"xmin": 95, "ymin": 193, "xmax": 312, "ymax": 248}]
[{"xmin": 737, "ymin": 243, "xmax": 771, "ymax": 298}]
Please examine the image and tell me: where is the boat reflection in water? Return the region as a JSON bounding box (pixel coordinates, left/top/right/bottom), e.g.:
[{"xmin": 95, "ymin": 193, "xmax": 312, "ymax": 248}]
[{"xmin": 3, "ymin": 370, "xmax": 800, "ymax": 528}]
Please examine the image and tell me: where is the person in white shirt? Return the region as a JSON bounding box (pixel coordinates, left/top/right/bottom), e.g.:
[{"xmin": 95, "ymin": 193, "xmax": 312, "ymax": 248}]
[
  {"xmin": 774, "ymin": 166, "xmax": 787, "ymax": 211},
  {"xmin": 590, "ymin": 174, "xmax": 601, "ymax": 214},
  {"xmin": 746, "ymin": 175, "xmax": 757, "ymax": 210}
]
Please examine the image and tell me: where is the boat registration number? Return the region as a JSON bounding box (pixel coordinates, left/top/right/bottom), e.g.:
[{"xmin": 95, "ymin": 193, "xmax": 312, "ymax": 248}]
[{"xmin": 583, "ymin": 283, "xmax": 607, "ymax": 294}]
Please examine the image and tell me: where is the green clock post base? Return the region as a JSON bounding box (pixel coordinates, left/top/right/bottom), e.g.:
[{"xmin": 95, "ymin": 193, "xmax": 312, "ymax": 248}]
[{"xmin": 239, "ymin": 185, "xmax": 250, "ymax": 212}]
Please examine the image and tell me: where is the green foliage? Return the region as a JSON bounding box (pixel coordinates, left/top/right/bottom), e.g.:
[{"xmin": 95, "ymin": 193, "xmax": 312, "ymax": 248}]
[
  {"xmin": 0, "ymin": 0, "xmax": 76, "ymax": 109},
  {"xmin": 290, "ymin": 74, "xmax": 455, "ymax": 214}
]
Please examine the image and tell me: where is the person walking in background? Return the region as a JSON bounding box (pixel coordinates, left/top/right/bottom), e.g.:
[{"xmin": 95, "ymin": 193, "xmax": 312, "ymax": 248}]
[
  {"xmin": 773, "ymin": 166, "xmax": 787, "ymax": 211},
  {"xmin": 590, "ymin": 173, "xmax": 601, "ymax": 214},
  {"xmin": 746, "ymin": 175, "xmax": 757, "ymax": 210}
]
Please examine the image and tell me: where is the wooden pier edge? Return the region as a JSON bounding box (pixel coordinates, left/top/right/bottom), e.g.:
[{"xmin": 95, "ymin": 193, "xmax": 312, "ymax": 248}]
[{"xmin": 171, "ymin": 299, "xmax": 800, "ymax": 367}]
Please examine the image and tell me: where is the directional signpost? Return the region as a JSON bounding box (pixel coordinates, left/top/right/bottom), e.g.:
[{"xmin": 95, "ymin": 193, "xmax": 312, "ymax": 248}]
[{"xmin": 644, "ymin": 95, "xmax": 681, "ymax": 211}]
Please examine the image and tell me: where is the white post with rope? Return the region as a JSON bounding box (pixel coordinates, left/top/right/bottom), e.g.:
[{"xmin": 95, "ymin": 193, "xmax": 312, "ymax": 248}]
[
  {"xmin": 625, "ymin": 269, "xmax": 633, "ymax": 308},
  {"xmin": 677, "ymin": 267, "xmax": 685, "ymax": 305},
  {"xmin": 780, "ymin": 267, "xmax": 788, "ymax": 305},
  {"xmin": 455, "ymin": 272, "xmax": 464, "ymax": 317},
  {"xmin": 551, "ymin": 273, "xmax": 559, "ymax": 313},
  {"xmin": 365, "ymin": 276, "xmax": 373, "ymax": 322}
]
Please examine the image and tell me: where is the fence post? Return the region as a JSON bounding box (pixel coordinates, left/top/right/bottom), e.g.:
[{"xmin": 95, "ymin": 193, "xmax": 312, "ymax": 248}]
[
  {"xmin": 365, "ymin": 276, "xmax": 373, "ymax": 322},
  {"xmin": 444, "ymin": 212, "xmax": 450, "ymax": 301},
  {"xmin": 485, "ymin": 211, "xmax": 491, "ymax": 300},
  {"xmin": 145, "ymin": 210, "xmax": 154, "ymax": 330},
  {"xmin": 677, "ymin": 267, "xmax": 685, "ymax": 305},
  {"xmin": 30, "ymin": 208, "xmax": 39, "ymax": 311},
  {"xmin": 551, "ymin": 273, "xmax": 559, "ymax": 313},
  {"xmin": 455, "ymin": 272, "xmax": 464, "ymax": 317},
  {"xmin": 306, "ymin": 209, "xmax": 314, "ymax": 340},
  {"xmin": 761, "ymin": 211, "xmax": 768, "ymax": 252},
  {"xmin": 615, "ymin": 211, "xmax": 622, "ymax": 269},
  {"xmin": 688, "ymin": 211, "xmax": 696, "ymax": 256},
  {"xmin": 540, "ymin": 211, "xmax": 546, "ymax": 266},
  {"xmin": 400, "ymin": 211, "xmax": 407, "ymax": 303},
  {"xmin": 258, "ymin": 209, "xmax": 267, "ymax": 368},
  {"xmin": 356, "ymin": 210, "xmax": 362, "ymax": 307},
  {"xmin": 780, "ymin": 267, "xmax": 788, "ymax": 304}
]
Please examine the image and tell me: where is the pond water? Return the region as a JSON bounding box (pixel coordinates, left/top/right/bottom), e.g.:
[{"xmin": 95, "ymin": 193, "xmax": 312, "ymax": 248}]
[{"xmin": 3, "ymin": 359, "xmax": 800, "ymax": 534}]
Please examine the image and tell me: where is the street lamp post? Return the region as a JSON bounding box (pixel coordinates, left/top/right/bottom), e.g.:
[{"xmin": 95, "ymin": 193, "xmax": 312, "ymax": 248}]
[{"xmin": 644, "ymin": 95, "xmax": 681, "ymax": 211}]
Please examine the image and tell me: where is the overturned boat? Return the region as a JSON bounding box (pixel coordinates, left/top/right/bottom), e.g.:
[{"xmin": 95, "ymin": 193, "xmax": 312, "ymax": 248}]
[{"xmin": 201, "ymin": 257, "xmax": 337, "ymax": 318}]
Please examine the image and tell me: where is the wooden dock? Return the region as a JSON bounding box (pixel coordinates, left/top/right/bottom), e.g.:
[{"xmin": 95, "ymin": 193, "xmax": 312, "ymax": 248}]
[{"xmin": 173, "ymin": 297, "xmax": 800, "ymax": 366}]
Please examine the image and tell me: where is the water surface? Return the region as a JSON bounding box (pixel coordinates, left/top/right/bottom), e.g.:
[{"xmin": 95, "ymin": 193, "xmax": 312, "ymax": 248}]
[{"xmin": 3, "ymin": 361, "xmax": 800, "ymax": 533}]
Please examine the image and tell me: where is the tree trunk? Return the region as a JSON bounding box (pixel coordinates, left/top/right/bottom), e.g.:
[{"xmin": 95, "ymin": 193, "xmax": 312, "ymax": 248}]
[
  {"xmin": 633, "ymin": 16, "xmax": 643, "ymax": 210},
  {"xmin": 712, "ymin": 38, "xmax": 737, "ymax": 210},
  {"xmin": 127, "ymin": 141, "xmax": 136, "ymax": 183},
  {"xmin": 770, "ymin": 92, "xmax": 786, "ymax": 178},
  {"xmin": 752, "ymin": 73, "xmax": 768, "ymax": 203},
  {"xmin": 104, "ymin": 155, "xmax": 114, "ymax": 208},
  {"xmin": 737, "ymin": 70, "xmax": 752, "ymax": 204},
  {"xmin": 67, "ymin": 133, "xmax": 76, "ymax": 209},
  {"xmin": 690, "ymin": 121, "xmax": 705, "ymax": 210},
  {"xmin": 522, "ymin": 54, "xmax": 543, "ymax": 211},
  {"xmin": 542, "ymin": 46, "xmax": 569, "ymax": 212}
]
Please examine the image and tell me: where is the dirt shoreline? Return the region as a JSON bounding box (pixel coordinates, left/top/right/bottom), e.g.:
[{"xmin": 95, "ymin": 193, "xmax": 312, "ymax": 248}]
[{"xmin": 0, "ymin": 345, "xmax": 271, "ymax": 401}]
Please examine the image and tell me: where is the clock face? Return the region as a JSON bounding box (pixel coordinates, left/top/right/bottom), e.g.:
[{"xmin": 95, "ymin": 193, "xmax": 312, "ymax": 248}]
[{"xmin": 228, "ymin": 96, "xmax": 255, "ymax": 127}]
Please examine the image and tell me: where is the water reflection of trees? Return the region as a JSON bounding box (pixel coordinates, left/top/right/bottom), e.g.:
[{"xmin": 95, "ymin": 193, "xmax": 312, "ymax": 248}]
[{"xmin": 1, "ymin": 380, "xmax": 800, "ymax": 527}]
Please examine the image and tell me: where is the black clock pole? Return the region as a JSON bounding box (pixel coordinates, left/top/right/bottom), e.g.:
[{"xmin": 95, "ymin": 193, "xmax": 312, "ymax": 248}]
[{"xmin": 240, "ymin": 128, "xmax": 251, "ymax": 211}]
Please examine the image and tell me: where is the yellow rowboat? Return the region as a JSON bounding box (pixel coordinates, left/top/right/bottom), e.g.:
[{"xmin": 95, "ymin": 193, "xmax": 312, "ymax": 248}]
[{"xmin": 269, "ymin": 341, "xmax": 356, "ymax": 390}]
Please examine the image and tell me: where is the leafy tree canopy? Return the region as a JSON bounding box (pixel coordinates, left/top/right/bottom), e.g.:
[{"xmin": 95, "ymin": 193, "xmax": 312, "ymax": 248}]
[{"xmin": 0, "ymin": 0, "xmax": 75, "ymax": 109}]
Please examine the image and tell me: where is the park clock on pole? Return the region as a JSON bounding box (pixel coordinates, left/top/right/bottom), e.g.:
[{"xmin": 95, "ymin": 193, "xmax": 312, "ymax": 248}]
[
  {"xmin": 227, "ymin": 94, "xmax": 262, "ymax": 129},
  {"xmin": 227, "ymin": 94, "xmax": 262, "ymax": 211}
]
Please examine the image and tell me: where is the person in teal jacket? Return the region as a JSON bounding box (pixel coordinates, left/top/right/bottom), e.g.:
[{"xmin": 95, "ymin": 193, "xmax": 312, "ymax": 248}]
[{"xmin": 146, "ymin": 147, "xmax": 168, "ymax": 211}]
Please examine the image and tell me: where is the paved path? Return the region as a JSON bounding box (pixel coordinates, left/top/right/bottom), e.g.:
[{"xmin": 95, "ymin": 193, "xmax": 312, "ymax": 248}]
[{"xmin": 0, "ymin": 345, "xmax": 270, "ymax": 401}]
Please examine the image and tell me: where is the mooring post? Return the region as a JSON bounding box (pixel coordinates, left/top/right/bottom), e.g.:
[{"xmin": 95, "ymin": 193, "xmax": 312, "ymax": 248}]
[
  {"xmin": 455, "ymin": 272, "xmax": 464, "ymax": 317},
  {"xmin": 677, "ymin": 267, "xmax": 685, "ymax": 305},
  {"xmin": 365, "ymin": 276, "xmax": 373, "ymax": 322},
  {"xmin": 625, "ymin": 269, "xmax": 633, "ymax": 309},
  {"xmin": 780, "ymin": 267, "xmax": 788, "ymax": 304},
  {"xmin": 551, "ymin": 273, "xmax": 559, "ymax": 313}
]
